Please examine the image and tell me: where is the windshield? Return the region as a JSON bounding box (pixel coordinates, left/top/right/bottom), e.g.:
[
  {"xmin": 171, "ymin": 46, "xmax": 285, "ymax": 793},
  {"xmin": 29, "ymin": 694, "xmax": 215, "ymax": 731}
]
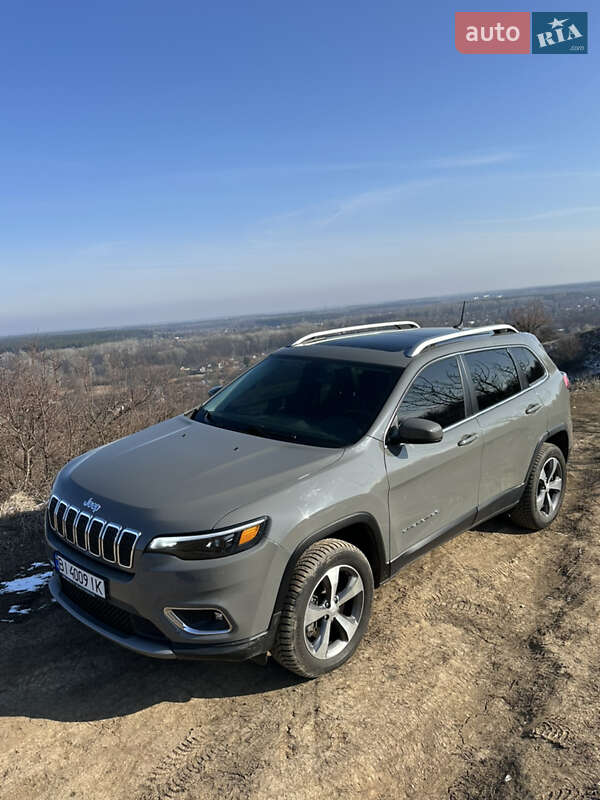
[{"xmin": 193, "ymin": 353, "xmax": 403, "ymax": 448}]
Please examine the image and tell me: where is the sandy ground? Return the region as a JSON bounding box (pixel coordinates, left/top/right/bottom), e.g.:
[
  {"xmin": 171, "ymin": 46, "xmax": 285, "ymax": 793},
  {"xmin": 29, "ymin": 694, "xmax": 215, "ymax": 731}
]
[{"xmin": 1, "ymin": 385, "xmax": 599, "ymax": 800}]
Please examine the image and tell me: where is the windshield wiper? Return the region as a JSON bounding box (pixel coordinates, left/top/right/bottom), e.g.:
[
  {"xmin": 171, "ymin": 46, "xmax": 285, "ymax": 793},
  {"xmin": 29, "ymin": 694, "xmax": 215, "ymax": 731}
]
[
  {"xmin": 225, "ymin": 421, "xmax": 302, "ymax": 443},
  {"xmin": 195, "ymin": 413, "xmax": 340, "ymax": 447},
  {"xmin": 235, "ymin": 422, "xmax": 276, "ymax": 438}
]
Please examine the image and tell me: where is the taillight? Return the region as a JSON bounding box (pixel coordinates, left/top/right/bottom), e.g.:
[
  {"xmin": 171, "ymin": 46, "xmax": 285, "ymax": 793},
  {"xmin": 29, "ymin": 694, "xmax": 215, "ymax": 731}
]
[{"xmin": 561, "ymin": 372, "xmax": 570, "ymax": 389}]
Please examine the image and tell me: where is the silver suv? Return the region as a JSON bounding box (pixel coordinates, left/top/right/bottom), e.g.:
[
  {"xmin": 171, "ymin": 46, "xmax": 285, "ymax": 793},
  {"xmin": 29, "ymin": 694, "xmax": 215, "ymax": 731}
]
[{"xmin": 46, "ymin": 321, "xmax": 572, "ymax": 677}]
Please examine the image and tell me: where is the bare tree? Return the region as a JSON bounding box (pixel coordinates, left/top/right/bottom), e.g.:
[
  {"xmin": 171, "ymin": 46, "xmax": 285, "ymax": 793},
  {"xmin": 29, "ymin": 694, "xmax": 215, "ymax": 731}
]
[
  {"xmin": 550, "ymin": 334, "xmax": 583, "ymax": 369},
  {"xmin": 509, "ymin": 301, "xmax": 554, "ymax": 339}
]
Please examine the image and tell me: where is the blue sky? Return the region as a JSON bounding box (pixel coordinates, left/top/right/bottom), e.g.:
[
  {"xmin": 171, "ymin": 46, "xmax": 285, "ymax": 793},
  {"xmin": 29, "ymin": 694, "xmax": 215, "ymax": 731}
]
[{"xmin": 1, "ymin": 0, "xmax": 598, "ymax": 334}]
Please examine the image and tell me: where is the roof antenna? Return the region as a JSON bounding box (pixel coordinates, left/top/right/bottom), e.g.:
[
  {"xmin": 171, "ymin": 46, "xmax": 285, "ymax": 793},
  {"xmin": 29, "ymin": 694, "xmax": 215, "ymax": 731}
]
[{"xmin": 455, "ymin": 300, "xmax": 467, "ymax": 330}]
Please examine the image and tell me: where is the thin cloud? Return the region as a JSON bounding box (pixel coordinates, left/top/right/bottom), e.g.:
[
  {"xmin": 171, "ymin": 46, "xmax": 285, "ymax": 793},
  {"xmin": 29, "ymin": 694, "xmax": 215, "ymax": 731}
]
[
  {"xmin": 203, "ymin": 161, "xmax": 393, "ymax": 180},
  {"xmin": 471, "ymin": 205, "xmax": 600, "ymax": 224},
  {"xmin": 319, "ymin": 178, "xmax": 442, "ymax": 226},
  {"xmin": 427, "ymin": 152, "xmax": 519, "ymax": 169}
]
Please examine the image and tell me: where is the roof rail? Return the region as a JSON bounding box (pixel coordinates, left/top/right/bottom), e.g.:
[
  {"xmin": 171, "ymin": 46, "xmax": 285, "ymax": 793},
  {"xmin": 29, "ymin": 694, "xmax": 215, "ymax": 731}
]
[
  {"xmin": 407, "ymin": 324, "xmax": 518, "ymax": 357},
  {"xmin": 292, "ymin": 320, "xmax": 420, "ymax": 347}
]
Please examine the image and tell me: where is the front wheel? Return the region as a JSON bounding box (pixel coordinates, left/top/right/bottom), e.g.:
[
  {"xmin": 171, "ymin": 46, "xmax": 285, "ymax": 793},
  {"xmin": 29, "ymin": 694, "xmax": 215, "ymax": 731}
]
[
  {"xmin": 510, "ymin": 443, "xmax": 567, "ymax": 530},
  {"xmin": 273, "ymin": 539, "xmax": 374, "ymax": 678}
]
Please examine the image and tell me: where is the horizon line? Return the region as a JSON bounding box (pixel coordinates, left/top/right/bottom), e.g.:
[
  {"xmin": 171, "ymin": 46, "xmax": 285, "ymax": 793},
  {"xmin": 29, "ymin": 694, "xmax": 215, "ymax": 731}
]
[{"xmin": 2, "ymin": 278, "xmax": 599, "ymax": 341}]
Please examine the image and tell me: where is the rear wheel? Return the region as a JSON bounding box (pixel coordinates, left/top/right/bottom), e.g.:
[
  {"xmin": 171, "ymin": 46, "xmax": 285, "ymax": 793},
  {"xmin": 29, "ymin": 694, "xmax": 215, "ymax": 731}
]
[
  {"xmin": 510, "ymin": 443, "xmax": 566, "ymax": 530},
  {"xmin": 273, "ymin": 539, "xmax": 373, "ymax": 678}
]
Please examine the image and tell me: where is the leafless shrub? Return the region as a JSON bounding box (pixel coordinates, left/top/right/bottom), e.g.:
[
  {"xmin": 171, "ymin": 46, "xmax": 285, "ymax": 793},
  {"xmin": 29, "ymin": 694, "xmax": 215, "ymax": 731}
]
[
  {"xmin": 550, "ymin": 334, "xmax": 584, "ymax": 369},
  {"xmin": 0, "ymin": 349, "xmax": 173, "ymax": 503},
  {"xmin": 509, "ymin": 301, "xmax": 554, "ymax": 339}
]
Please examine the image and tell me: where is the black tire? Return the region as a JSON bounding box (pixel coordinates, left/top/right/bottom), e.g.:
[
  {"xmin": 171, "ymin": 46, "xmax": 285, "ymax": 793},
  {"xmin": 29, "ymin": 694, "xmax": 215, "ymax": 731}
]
[
  {"xmin": 510, "ymin": 443, "xmax": 567, "ymax": 531},
  {"xmin": 273, "ymin": 538, "xmax": 374, "ymax": 678}
]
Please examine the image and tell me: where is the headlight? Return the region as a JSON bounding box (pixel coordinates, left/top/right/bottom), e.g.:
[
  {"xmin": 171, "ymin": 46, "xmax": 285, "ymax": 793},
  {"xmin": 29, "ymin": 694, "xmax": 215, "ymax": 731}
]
[{"xmin": 146, "ymin": 517, "xmax": 268, "ymax": 560}]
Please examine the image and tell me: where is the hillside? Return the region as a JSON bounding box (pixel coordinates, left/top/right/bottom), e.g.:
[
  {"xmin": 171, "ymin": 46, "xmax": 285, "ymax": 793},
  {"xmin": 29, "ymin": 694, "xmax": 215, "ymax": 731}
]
[{"xmin": 0, "ymin": 382, "xmax": 599, "ymax": 799}]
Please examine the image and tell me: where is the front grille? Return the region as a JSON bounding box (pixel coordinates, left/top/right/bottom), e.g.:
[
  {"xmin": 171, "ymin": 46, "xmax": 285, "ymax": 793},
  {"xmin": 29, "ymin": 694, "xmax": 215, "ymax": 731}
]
[
  {"xmin": 60, "ymin": 578, "xmax": 134, "ymax": 635},
  {"xmin": 59, "ymin": 578, "xmax": 167, "ymax": 642},
  {"xmin": 48, "ymin": 494, "xmax": 141, "ymax": 570}
]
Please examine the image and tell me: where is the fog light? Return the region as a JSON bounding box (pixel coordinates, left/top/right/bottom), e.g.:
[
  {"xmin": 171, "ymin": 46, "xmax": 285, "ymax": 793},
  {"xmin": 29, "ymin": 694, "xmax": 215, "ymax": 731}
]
[{"xmin": 164, "ymin": 607, "xmax": 232, "ymax": 634}]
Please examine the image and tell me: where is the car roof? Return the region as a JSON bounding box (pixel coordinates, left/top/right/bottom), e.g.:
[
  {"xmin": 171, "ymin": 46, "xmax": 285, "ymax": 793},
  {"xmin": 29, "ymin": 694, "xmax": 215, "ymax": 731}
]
[
  {"xmin": 276, "ymin": 327, "xmax": 531, "ymax": 368},
  {"xmin": 321, "ymin": 327, "xmax": 454, "ymax": 352}
]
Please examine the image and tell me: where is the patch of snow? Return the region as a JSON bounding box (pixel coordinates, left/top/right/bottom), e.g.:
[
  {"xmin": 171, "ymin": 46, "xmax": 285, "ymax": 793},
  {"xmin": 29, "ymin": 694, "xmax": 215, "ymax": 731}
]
[
  {"xmin": 0, "ymin": 570, "xmax": 53, "ymax": 595},
  {"xmin": 8, "ymin": 604, "xmax": 31, "ymax": 615}
]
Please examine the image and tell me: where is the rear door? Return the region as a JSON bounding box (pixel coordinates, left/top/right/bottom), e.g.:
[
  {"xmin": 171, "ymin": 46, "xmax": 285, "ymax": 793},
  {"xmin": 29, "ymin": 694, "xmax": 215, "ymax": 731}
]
[
  {"xmin": 385, "ymin": 355, "xmax": 482, "ymax": 560},
  {"xmin": 462, "ymin": 346, "xmax": 548, "ymax": 512}
]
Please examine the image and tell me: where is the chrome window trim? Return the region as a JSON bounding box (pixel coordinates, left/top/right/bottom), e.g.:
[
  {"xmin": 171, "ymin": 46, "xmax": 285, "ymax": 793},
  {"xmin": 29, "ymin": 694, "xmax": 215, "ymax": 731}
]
[
  {"xmin": 164, "ymin": 607, "xmax": 233, "ymax": 635},
  {"xmin": 383, "ymin": 345, "xmax": 549, "ymax": 443}
]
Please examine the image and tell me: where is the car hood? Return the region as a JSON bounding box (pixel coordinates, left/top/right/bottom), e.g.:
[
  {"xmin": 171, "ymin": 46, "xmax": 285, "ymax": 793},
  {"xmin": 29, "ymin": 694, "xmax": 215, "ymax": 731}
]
[{"xmin": 55, "ymin": 415, "xmax": 343, "ymax": 534}]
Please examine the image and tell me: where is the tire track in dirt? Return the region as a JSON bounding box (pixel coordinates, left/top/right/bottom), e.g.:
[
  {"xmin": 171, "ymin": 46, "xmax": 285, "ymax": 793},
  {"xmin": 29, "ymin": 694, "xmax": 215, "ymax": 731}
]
[
  {"xmin": 541, "ymin": 789, "xmax": 600, "ymax": 800},
  {"xmin": 526, "ymin": 719, "xmax": 572, "ymax": 749},
  {"xmin": 5, "ymin": 389, "xmax": 600, "ymax": 800},
  {"xmin": 444, "ymin": 396, "xmax": 600, "ymax": 800},
  {"xmin": 139, "ymin": 724, "xmax": 266, "ymax": 800}
]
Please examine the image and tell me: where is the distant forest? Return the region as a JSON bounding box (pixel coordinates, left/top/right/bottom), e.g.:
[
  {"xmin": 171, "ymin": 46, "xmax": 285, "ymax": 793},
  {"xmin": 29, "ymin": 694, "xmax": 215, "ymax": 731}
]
[
  {"xmin": 2, "ymin": 280, "xmax": 600, "ymax": 354},
  {"xmin": 0, "ymin": 281, "xmax": 598, "ymax": 504}
]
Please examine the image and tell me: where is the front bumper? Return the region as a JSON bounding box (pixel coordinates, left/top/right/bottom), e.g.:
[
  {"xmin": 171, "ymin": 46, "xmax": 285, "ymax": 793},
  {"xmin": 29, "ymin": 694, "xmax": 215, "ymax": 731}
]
[
  {"xmin": 46, "ymin": 524, "xmax": 286, "ymax": 661},
  {"xmin": 48, "ymin": 574, "xmax": 278, "ymax": 660}
]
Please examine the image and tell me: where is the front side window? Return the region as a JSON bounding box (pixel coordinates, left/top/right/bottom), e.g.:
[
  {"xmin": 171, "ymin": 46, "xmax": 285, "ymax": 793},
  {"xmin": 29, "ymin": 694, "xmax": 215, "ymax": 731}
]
[
  {"xmin": 511, "ymin": 346, "xmax": 545, "ymax": 386},
  {"xmin": 463, "ymin": 348, "xmax": 521, "ymax": 412},
  {"xmin": 397, "ymin": 356, "xmax": 466, "ymax": 429},
  {"xmin": 195, "ymin": 354, "xmax": 402, "ymax": 448}
]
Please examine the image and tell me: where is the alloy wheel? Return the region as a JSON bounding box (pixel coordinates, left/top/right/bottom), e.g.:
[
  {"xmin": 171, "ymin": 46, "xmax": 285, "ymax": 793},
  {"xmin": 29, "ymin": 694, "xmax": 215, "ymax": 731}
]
[
  {"xmin": 303, "ymin": 564, "xmax": 365, "ymax": 660},
  {"xmin": 536, "ymin": 456, "xmax": 563, "ymax": 518}
]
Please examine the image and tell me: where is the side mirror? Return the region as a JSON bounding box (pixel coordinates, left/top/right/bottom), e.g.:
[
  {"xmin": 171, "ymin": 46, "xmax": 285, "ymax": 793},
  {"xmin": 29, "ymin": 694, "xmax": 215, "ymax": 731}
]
[
  {"xmin": 207, "ymin": 385, "xmax": 223, "ymax": 398},
  {"xmin": 387, "ymin": 417, "xmax": 443, "ymax": 446}
]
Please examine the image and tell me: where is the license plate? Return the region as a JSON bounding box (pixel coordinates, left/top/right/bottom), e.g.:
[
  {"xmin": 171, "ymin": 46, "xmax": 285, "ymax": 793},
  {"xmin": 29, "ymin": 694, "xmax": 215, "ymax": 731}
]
[{"xmin": 54, "ymin": 553, "xmax": 106, "ymax": 599}]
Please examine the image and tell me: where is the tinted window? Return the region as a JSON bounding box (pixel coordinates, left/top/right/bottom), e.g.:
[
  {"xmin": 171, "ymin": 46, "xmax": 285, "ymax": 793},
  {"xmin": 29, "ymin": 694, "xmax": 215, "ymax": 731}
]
[
  {"xmin": 464, "ymin": 349, "xmax": 521, "ymax": 412},
  {"xmin": 397, "ymin": 356, "xmax": 465, "ymax": 429},
  {"xmin": 511, "ymin": 346, "xmax": 545, "ymax": 386},
  {"xmin": 196, "ymin": 354, "xmax": 402, "ymax": 448}
]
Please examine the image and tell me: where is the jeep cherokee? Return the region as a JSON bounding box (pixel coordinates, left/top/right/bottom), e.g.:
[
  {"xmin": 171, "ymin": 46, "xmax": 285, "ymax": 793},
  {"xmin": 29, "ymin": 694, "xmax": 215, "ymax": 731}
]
[{"xmin": 46, "ymin": 321, "xmax": 572, "ymax": 677}]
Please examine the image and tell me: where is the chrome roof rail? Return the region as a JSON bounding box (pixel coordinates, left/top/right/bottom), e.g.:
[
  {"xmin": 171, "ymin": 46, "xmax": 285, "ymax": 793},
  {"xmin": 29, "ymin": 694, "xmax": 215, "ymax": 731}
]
[
  {"xmin": 292, "ymin": 320, "xmax": 420, "ymax": 347},
  {"xmin": 407, "ymin": 324, "xmax": 518, "ymax": 357}
]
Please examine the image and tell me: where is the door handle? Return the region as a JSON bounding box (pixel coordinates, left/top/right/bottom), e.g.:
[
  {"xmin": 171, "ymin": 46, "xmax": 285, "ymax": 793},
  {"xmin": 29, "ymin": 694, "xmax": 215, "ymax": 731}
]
[
  {"xmin": 525, "ymin": 403, "xmax": 542, "ymax": 415},
  {"xmin": 457, "ymin": 433, "xmax": 479, "ymax": 447}
]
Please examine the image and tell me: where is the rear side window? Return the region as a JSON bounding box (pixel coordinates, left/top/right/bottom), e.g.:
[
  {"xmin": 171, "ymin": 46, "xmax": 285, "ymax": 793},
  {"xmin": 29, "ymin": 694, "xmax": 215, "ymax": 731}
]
[
  {"xmin": 511, "ymin": 346, "xmax": 545, "ymax": 386},
  {"xmin": 464, "ymin": 349, "xmax": 521, "ymax": 412},
  {"xmin": 397, "ymin": 356, "xmax": 466, "ymax": 429}
]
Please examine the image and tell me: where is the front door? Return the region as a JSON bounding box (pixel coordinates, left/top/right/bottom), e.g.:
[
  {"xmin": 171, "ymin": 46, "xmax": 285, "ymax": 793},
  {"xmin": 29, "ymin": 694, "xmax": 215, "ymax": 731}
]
[{"xmin": 385, "ymin": 355, "xmax": 482, "ymax": 561}]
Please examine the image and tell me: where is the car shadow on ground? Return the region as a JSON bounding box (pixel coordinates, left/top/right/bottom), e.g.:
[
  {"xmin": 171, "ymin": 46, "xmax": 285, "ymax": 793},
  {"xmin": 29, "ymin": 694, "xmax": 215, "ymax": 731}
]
[
  {"xmin": 473, "ymin": 514, "xmax": 538, "ymax": 536},
  {"xmin": 0, "ymin": 603, "xmax": 303, "ymax": 722},
  {"xmin": 0, "ymin": 506, "xmax": 542, "ymax": 724},
  {"xmin": 0, "ymin": 506, "xmax": 302, "ymax": 723}
]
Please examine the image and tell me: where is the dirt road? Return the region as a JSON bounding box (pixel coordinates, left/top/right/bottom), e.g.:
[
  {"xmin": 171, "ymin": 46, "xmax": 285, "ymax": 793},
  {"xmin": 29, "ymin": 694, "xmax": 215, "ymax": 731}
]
[{"xmin": 1, "ymin": 386, "xmax": 599, "ymax": 800}]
